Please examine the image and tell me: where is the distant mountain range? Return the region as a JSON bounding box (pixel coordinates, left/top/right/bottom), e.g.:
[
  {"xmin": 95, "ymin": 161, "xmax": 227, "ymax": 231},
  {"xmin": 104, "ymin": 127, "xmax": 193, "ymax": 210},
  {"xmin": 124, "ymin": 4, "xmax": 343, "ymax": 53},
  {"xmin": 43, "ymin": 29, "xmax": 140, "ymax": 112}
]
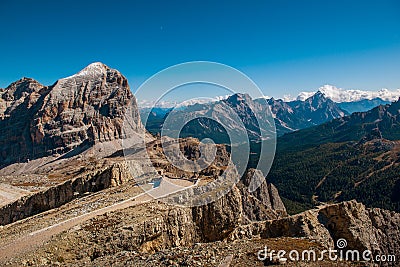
[
  {"xmin": 155, "ymin": 93, "xmax": 275, "ymax": 143},
  {"xmin": 297, "ymin": 84, "xmax": 400, "ymax": 102},
  {"xmin": 267, "ymin": 98, "xmax": 400, "ymax": 213},
  {"xmin": 337, "ymin": 98, "xmax": 391, "ymax": 113},
  {"xmin": 266, "ymin": 91, "xmax": 347, "ymax": 134},
  {"xmin": 141, "ymin": 90, "xmax": 397, "ymax": 138},
  {"xmin": 140, "ymin": 90, "xmax": 400, "ymax": 215},
  {"xmin": 278, "ymin": 97, "xmax": 400, "ymax": 148}
]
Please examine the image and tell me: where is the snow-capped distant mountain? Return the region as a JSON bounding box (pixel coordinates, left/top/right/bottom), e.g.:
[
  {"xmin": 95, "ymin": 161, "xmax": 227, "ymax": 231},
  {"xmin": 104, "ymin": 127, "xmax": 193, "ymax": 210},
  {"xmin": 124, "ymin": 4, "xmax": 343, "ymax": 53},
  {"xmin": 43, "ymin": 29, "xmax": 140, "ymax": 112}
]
[
  {"xmin": 297, "ymin": 84, "xmax": 400, "ymax": 103},
  {"xmin": 138, "ymin": 95, "xmax": 229, "ymax": 108},
  {"xmin": 138, "ymin": 100, "xmax": 178, "ymax": 108}
]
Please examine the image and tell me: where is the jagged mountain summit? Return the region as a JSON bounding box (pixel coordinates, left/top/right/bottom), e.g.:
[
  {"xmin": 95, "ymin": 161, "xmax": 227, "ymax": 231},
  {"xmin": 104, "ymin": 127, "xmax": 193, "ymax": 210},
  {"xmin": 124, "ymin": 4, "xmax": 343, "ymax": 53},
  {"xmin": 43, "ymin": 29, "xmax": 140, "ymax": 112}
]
[
  {"xmin": 0, "ymin": 77, "xmax": 45, "ymax": 118},
  {"xmin": 158, "ymin": 93, "xmax": 275, "ymax": 143},
  {"xmin": 267, "ymin": 91, "xmax": 348, "ymax": 134},
  {"xmin": 0, "ymin": 62, "xmax": 142, "ymax": 167}
]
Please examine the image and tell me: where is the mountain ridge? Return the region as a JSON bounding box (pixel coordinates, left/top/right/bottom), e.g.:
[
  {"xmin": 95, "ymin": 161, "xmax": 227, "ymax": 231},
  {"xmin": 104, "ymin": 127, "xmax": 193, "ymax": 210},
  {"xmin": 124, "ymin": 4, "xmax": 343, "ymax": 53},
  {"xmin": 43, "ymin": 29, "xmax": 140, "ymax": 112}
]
[{"xmin": 143, "ymin": 91, "xmax": 349, "ymax": 138}]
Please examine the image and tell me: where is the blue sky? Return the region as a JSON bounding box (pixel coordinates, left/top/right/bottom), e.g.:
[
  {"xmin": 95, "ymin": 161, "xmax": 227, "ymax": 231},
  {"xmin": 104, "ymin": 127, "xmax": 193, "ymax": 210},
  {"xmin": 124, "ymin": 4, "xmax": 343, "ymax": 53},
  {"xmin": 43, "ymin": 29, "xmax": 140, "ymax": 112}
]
[{"xmin": 0, "ymin": 0, "xmax": 399, "ymax": 100}]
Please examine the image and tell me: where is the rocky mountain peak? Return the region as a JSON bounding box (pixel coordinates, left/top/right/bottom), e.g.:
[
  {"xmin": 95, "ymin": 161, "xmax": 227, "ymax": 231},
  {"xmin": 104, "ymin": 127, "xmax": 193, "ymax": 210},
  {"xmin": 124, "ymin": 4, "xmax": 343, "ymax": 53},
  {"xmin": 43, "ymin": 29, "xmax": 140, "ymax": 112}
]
[
  {"xmin": 0, "ymin": 63, "xmax": 142, "ymax": 167},
  {"xmin": 287, "ymin": 91, "xmax": 347, "ymax": 126},
  {"xmin": 307, "ymin": 90, "xmax": 329, "ymax": 105},
  {"xmin": 1, "ymin": 77, "xmax": 44, "ymax": 101},
  {"xmin": 51, "ymin": 62, "xmax": 129, "ymax": 100},
  {"xmin": 313, "ymin": 90, "xmax": 326, "ymax": 99},
  {"xmin": 59, "ymin": 62, "xmax": 123, "ymax": 84},
  {"xmin": 226, "ymin": 93, "xmax": 253, "ymax": 105},
  {"xmin": 391, "ymin": 97, "xmax": 400, "ymax": 109},
  {"xmin": 7, "ymin": 76, "xmax": 41, "ymax": 86}
]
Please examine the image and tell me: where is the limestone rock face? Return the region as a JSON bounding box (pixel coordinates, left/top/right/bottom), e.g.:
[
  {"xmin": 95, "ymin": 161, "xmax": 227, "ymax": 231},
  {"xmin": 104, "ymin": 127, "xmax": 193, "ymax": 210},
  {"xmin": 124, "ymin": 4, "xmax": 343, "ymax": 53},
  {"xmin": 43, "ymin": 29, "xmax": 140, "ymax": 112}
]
[
  {"xmin": 318, "ymin": 201, "xmax": 400, "ymax": 257},
  {"xmin": 35, "ymin": 188, "xmax": 245, "ymax": 258},
  {"xmin": 0, "ymin": 63, "xmax": 142, "ymax": 167},
  {"xmin": 230, "ymin": 200, "xmax": 400, "ymax": 259},
  {"xmin": 0, "ymin": 78, "xmax": 47, "ymax": 165},
  {"xmin": 0, "ymin": 77, "xmax": 45, "ymax": 117},
  {"xmin": 238, "ymin": 168, "xmax": 287, "ymax": 222},
  {"xmin": 192, "ymin": 185, "xmax": 243, "ymax": 242}
]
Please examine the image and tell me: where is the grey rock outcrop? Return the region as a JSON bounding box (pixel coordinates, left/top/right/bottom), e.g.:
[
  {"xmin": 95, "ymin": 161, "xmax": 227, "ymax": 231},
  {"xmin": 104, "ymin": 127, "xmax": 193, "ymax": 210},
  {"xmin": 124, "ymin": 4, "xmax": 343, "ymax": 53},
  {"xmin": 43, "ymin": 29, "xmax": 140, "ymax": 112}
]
[
  {"xmin": 238, "ymin": 168, "xmax": 287, "ymax": 222},
  {"xmin": 230, "ymin": 200, "xmax": 400, "ymax": 260},
  {"xmin": 0, "ymin": 77, "xmax": 44, "ymax": 117},
  {"xmin": 192, "ymin": 185, "xmax": 243, "ymax": 242}
]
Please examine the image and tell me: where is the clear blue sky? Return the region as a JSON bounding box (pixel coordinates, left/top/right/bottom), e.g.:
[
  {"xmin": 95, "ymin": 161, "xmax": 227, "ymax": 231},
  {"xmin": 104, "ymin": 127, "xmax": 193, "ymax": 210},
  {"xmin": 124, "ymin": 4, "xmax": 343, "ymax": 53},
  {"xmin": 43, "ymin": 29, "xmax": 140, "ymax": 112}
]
[{"xmin": 0, "ymin": 0, "xmax": 399, "ymax": 99}]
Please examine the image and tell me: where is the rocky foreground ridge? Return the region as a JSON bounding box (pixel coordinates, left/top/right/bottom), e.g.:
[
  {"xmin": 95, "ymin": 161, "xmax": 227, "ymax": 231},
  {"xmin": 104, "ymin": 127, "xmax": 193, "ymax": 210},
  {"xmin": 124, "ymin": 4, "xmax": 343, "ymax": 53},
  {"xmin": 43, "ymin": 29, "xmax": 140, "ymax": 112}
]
[
  {"xmin": 230, "ymin": 200, "xmax": 400, "ymax": 258},
  {"xmin": 4, "ymin": 195, "xmax": 398, "ymax": 266}
]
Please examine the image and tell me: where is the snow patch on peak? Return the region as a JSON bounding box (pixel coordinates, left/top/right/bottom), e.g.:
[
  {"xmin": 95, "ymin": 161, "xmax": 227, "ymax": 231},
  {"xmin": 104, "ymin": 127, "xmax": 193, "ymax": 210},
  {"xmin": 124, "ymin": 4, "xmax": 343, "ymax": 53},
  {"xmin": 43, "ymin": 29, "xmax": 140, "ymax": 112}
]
[
  {"xmin": 76, "ymin": 62, "xmax": 108, "ymax": 76},
  {"xmin": 297, "ymin": 84, "xmax": 400, "ymax": 102},
  {"xmin": 84, "ymin": 62, "xmax": 106, "ymax": 70},
  {"xmin": 63, "ymin": 62, "xmax": 110, "ymax": 80}
]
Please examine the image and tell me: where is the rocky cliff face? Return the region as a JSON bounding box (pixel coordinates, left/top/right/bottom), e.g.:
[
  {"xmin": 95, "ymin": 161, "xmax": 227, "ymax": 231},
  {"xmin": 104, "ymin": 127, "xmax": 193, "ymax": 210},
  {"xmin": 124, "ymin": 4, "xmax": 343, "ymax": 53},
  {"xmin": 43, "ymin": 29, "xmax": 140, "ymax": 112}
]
[
  {"xmin": 0, "ymin": 63, "xmax": 142, "ymax": 167},
  {"xmin": 0, "ymin": 162, "xmax": 133, "ymax": 225},
  {"xmin": 85, "ymin": 166, "xmax": 287, "ymax": 249},
  {"xmin": 237, "ymin": 168, "xmax": 286, "ymax": 222}
]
